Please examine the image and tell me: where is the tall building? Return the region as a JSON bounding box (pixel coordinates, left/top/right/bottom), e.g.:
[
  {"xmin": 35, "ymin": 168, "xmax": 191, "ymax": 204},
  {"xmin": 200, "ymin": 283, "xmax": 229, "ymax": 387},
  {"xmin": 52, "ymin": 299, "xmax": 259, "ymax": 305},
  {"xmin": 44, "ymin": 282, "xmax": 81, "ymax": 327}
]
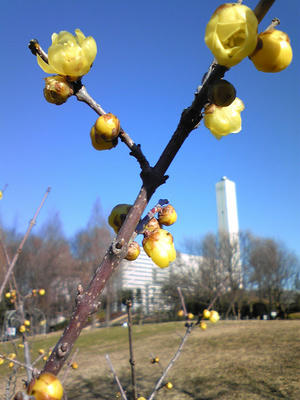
[
  {"xmin": 216, "ymin": 176, "xmax": 239, "ymax": 237},
  {"xmin": 215, "ymin": 176, "xmax": 242, "ymax": 286}
]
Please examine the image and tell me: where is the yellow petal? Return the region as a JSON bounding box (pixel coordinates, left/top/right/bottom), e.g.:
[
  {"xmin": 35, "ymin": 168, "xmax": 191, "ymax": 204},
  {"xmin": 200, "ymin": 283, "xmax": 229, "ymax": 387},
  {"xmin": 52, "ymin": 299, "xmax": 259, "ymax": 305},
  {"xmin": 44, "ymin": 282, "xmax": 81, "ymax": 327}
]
[{"xmin": 37, "ymin": 55, "xmax": 56, "ymax": 74}]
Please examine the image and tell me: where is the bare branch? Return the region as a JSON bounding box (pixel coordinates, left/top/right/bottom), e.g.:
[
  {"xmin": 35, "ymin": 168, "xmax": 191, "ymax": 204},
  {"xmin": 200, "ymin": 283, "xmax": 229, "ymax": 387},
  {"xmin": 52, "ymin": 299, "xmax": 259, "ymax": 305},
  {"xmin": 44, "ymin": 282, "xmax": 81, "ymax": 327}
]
[
  {"xmin": 126, "ymin": 300, "xmax": 137, "ymax": 399},
  {"xmin": 0, "ymin": 187, "xmax": 51, "ymax": 299},
  {"xmin": 254, "ymin": 0, "xmax": 276, "ymax": 23},
  {"xmin": 105, "ymin": 354, "xmax": 128, "ymax": 400},
  {"xmin": 177, "ymin": 287, "xmax": 188, "ymax": 316},
  {"xmin": 148, "ymin": 325, "xmax": 193, "ymax": 400}
]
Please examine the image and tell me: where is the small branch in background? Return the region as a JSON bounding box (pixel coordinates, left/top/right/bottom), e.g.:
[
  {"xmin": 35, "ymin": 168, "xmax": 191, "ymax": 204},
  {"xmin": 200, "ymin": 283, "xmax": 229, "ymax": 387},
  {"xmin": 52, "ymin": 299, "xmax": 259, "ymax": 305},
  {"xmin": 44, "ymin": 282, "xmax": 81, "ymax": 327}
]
[
  {"xmin": 106, "ymin": 354, "xmax": 128, "ymax": 400},
  {"xmin": 148, "ymin": 324, "xmax": 193, "ymax": 400},
  {"xmin": 0, "ymin": 353, "xmax": 36, "ymax": 372},
  {"xmin": 126, "ymin": 300, "xmax": 137, "ymax": 400},
  {"xmin": 177, "ymin": 287, "xmax": 188, "ymax": 316},
  {"xmin": 61, "ymin": 349, "xmax": 79, "ymax": 384},
  {"xmin": 265, "ymin": 17, "xmax": 280, "ymax": 31},
  {"xmin": 0, "ymin": 187, "xmax": 51, "ymax": 299}
]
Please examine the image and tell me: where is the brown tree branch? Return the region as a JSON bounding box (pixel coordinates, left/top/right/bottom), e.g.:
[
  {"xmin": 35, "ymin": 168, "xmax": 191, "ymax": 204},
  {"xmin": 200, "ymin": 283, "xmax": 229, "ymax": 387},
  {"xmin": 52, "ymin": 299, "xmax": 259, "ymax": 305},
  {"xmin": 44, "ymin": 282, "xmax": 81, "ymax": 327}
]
[
  {"xmin": 126, "ymin": 300, "xmax": 137, "ymax": 400},
  {"xmin": 30, "ymin": 0, "xmax": 276, "ymax": 379}
]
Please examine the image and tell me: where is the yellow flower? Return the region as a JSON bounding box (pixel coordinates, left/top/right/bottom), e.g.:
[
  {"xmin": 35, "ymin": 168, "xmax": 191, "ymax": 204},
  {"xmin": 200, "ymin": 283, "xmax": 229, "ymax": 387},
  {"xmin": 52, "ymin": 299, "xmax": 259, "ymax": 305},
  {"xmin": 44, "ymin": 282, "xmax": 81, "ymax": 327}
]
[
  {"xmin": 158, "ymin": 205, "xmax": 177, "ymax": 226},
  {"xmin": 37, "ymin": 29, "xmax": 97, "ymax": 81},
  {"xmin": 39, "ymin": 288, "xmax": 46, "ymax": 296},
  {"xmin": 203, "ymin": 309, "xmax": 211, "ymax": 319},
  {"xmin": 205, "ymin": 3, "xmax": 258, "ymax": 67},
  {"xmin": 143, "ymin": 228, "xmax": 176, "ymax": 268},
  {"xmin": 204, "ymin": 97, "xmax": 245, "ymax": 139},
  {"xmin": 209, "ymin": 310, "xmax": 220, "ymax": 323},
  {"xmin": 71, "ymin": 362, "xmax": 78, "ymax": 369},
  {"xmin": 108, "ymin": 204, "xmax": 132, "ymax": 234},
  {"xmin": 0, "ymin": 357, "xmax": 4, "ymax": 365},
  {"xmin": 200, "ymin": 321, "xmax": 207, "ymax": 330},
  {"xmin": 19, "ymin": 325, "xmax": 26, "ymax": 333},
  {"xmin": 165, "ymin": 382, "xmax": 173, "ymax": 390},
  {"xmin": 27, "ymin": 372, "xmax": 64, "ymax": 400},
  {"xmin": 0, "ymin": 190, "xmax": 3, "ymax": 199},
  {"xmin": 250, "ymin": 29, "xmax": 293, "ymax": 73}
]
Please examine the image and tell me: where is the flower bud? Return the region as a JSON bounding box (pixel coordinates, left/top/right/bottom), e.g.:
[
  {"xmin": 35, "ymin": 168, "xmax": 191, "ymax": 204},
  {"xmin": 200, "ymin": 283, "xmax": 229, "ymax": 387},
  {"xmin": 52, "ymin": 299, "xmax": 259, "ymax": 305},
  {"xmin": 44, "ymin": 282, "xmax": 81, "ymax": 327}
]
[
  {"xmin": 200, "ymin": 321, "xmax": 207, "ymax": 330},
  {"xmin": 187, "ymin": 313, "xmax": 194, "ymax": 320},
  {"xmin": 204, "ymin": 97, "xmax": 244, "ymax": 139},
  {"xmin": 108, "ymin": 204, "xmax": 132, "ymax": 234},
  {"xmin": 94, "ymin": 113, "xmax": 120, "ymax": 142},
  {"xmin": 90, "ymin": 126, "xmax": 118, "ymax": 151},
  {"xmin": 125, "ymin": 241, "xmax": 140, "ymax": 261},
  {"xmin": 208, "ymin": 79, "xmax": 236, "ymax": 107},
  {"xmin": 209, "ymin": 310, "xmax": 220, "ymax": 323},
  {"xmin": 39, "ymin": 289, "xmax": 46, "ymax": 296},
  {"xmin": 165, "ymin": 382, "xmax": 173, "ymax": 390},
  {"xmin": 43, "ymin": 76, "xmax": 73, "ymax": 105},
  {"xmin": 19, "ymin": 325, "xmax": 26, "ymax": 333},
  {"xmin": 142, "ymin": 228, "xmax": 176, "ymax": 268},
  {"xmin": 177, "ymin": 310, "xmax": 184, "ymax": 317},
  {"xmin": 203, "ymin": 309, "xmax": 211, "ymax": 319},
  {"xmin": 37, "ymin": 29, "xmax": 97, "ymax": 81},
  {"xmin": 71, "ymin": 362, "xmax": 78, "ymax": 369},
  {"xmin": 205, "ymin": 3, "xmax": 258, "ymax": 67},
  {"xmin": 158, "ymin": 205, "xmax": 177, "ymax": 226},
  {"xmin": 0, "ymin": 190, "xmax": 3, "ymax": 200},
  {"xmin": 250, "ymin": 29, "xmax": 293, "ymax": 73},
  {"xmin": 27, "ymin": 372, "xmax": 64, "ymax": 400},
  {"xmin": 144, "ymin": 217, "xmax": 160, "ymax": 232}
]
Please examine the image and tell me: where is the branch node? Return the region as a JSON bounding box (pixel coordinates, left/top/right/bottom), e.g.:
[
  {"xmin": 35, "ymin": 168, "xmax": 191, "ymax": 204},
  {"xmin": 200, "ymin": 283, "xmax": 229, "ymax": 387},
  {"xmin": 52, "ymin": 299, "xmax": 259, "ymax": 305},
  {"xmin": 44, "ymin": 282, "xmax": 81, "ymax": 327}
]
[
  {"xmin": 57, "ymin": 343, "xmax": 69, "ymax": 358},
  {"xmin": 111, "ymin": 238, "xmax": 127, "ymax": 256}
]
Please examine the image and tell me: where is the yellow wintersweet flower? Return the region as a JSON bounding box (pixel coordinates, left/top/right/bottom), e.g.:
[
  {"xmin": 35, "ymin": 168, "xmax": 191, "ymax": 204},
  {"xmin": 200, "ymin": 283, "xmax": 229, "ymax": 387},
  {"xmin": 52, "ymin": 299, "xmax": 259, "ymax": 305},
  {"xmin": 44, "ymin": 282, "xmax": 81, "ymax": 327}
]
[
  {"xmin": 205, "ymin": 3, "xmax": 258, "ymax": 67},
  {"xmin": 0, "ymin": 190, "xmax": 2, "ymax": 200},
  {"xmin": 37, "ymin": 29, "xmax": 97, "ymax": 81},
  {"xmin": 143, "ymin": 228, "xmax": 176, "ymax": 268},
  {"xmin": 204, "ymin": 97, "xmax": 245, "ymax": 140}
]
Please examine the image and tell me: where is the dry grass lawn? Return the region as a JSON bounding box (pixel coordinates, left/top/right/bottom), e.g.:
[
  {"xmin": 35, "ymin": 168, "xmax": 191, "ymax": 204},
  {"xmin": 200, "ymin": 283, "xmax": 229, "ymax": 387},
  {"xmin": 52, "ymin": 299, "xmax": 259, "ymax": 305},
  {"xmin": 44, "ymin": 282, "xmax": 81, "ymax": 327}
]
[{"xmin": 1, "ymin": 320, "xmax": 299, "ymax": 399}]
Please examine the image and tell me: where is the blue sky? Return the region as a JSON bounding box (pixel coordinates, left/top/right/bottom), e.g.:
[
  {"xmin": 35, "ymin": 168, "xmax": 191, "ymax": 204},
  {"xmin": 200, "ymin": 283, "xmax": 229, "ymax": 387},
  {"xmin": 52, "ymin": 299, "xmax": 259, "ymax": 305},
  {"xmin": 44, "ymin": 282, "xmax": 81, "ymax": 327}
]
[{"xmin": 1, "ymin": 0, "xmax": 299, "ymax": 259}]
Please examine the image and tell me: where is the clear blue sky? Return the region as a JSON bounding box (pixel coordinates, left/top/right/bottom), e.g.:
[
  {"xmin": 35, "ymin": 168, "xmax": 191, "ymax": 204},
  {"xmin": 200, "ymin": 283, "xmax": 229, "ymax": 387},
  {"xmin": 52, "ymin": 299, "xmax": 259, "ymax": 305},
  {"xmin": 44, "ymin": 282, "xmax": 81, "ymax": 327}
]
[{"xmin": 1, "ymin": 0, "xmax": 299, "ymax": 258}]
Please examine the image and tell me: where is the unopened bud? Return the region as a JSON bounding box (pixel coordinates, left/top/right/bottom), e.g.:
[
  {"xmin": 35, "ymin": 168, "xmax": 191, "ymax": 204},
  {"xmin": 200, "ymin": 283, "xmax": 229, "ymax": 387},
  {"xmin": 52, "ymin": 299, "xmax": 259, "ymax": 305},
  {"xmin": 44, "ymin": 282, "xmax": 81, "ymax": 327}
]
[{"xmin": 44, "ymin": 75, "xmax": 73, "ymax": 105}]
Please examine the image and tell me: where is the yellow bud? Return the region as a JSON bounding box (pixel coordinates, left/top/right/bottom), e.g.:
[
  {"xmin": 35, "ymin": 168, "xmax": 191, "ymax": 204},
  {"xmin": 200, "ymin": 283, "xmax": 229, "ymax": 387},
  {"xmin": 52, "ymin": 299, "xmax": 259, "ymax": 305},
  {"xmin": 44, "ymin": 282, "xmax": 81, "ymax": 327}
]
[
  {"xmin": 250, "ymin": 29, "xmax": 293, "ymax": 72},
  {"xmin": 71, "ymin": 362, "xmax": 78, "ymax": 369},
  {"xmin": 8, "ymin": 362, "xmax": 14, "ymax": 368},
  {"xmin": 158, "ymin": 204, "xmax": 177, "ymax": 226},
  {"xmin": 0, "ymin": 191, "xmax": 2, "ymax": 200},
  {"xmin": 203, "ymin": 309, "xmax": 211, "ymax": 319},
  {"xmin": 177, "ymin": 310, "xmax": 184, "ymax": 317},
  {"xmin": 144, "ymin": 217, "xmax": 160, "ymax": 232},
  {"xmin": 125, "ymin": 241, "xmax": 140, "ymax": 261},
  {"xmin": 200, "ymin": 321, "xmax": 207, "ymax": 330},
  {"xmin": 44, "ymin": 75, "xmax": 73, "ymax": 105},
  {"xmin": 205, "ymin": 3, "xmax": 258, "ymax": 67},
  {"xmin": 209, "ymin": 310, "xmax": 220, "ymax": 323},
  {"xmin": 5, "ymin": 292, "xmax": 11, "ymax": 299},
  {"xmin": 24, "ymin": 320, "xmax": 30, "ymax": 327},
  {"xmin": 8, "ymin": 353, "xmax": 16, "ymax": 360},
  {"xmin": 142, "ymin": 228, "xmax": 176, "ymax": 268},
  {"xmin": 94, "ymin": 113, "xmax": 120, "ymax": 142},
  {"xmin": 37, "ymin": 29, "xmax": 97, "ymax": 80},
  {"xmin": 0, "ymin": 357, "xmax": 4, "ymax": 365},
  {"xmin": 27, "ymin": 372, "xmax": 64, "ymax": 400},
  {"xmin": 18, "ymin": 343, "xmax": 24, "ymax": 348},
  {"xmin": 39, "ymin": 349, "xmax": 45, "ymax": 355},
  {"xmin": 187, "ymin": 313, "xmax": 194, "ymax": 320},
  {"xmin": 39, "ymin": 289, "xmax": 46, "ymax": 296},
  {"xmin": 165, "ymin": 382, "xmax": 173, "ymax": 390},
  {"xmin": 137, "ymin": 398, "xmax": 146, "ymax": 400},
  {"xmin": 108, "ymin": 204, "xmax": 132, "ymax": 234},
  {"xmin": 40, "ymin": 319, "xmax": 46, "ymax": 326},
  {"xmin": 90, "ymin": 126, "xmax": 118, "ymax": 151},
  {"xmin": 204, "ymin": 97, "xmax": 244, "ymax": 139},
  {"xmin": 19, "ymin": 325, "xmax": 26, "ymax": 333}
]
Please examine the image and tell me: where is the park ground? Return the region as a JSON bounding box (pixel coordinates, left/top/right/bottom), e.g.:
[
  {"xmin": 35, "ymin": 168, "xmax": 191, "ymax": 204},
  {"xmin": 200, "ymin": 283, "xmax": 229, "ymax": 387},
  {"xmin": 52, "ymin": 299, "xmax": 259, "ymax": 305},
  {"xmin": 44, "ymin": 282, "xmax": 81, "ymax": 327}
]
[{"xmin": 1, "ymin": 320, "xmax": 299, "ymax": 399}]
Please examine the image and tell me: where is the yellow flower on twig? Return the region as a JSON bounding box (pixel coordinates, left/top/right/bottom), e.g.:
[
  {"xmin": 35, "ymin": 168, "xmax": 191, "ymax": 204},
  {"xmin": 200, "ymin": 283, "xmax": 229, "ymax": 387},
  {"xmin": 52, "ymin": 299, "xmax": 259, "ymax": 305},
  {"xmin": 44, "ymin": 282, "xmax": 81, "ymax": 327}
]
[{"xmin": 37, "ymin": 29, "xmax": 97, "ymax": 81}]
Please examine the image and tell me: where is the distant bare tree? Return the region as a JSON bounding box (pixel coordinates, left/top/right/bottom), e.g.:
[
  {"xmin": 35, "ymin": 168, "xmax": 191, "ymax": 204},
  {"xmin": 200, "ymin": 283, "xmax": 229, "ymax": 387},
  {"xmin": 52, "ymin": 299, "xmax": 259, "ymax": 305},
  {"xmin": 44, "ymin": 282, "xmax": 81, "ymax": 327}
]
[{"xmin": 248, "ymin": 237, "xmax": 299, "ymax": 313}]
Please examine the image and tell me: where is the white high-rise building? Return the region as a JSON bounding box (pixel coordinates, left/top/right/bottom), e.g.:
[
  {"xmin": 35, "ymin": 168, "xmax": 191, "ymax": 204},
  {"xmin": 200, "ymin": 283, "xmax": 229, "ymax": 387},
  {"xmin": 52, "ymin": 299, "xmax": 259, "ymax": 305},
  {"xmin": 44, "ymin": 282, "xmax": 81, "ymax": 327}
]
[
  {"xmin": 216, "ymin": 176, "xmax": 239, "ymax": 237},
  {"xmin": 216, "ymin": 176, "xmax": 242, "ymax": 286}
]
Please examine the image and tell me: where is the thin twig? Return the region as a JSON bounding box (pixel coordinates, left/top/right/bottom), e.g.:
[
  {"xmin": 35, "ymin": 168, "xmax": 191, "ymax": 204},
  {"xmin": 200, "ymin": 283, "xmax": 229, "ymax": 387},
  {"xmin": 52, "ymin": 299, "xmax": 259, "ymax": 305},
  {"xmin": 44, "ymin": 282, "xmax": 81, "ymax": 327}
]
[
  {"xmin": 0, "ymin": 187, "xmax": 51, "ymax": 299},
  {"xmin": 265, "ymin": 17, "xmax": 280, "ymax": 31},
  {"xmin": 148, "ymin": 325, "xmax": 193, "ymax": 400},
  {"xmin": 105, "ymin": 354, "xmax": 128, "ymax": 400},
  {"xmin": 177, "ymin": 287, "xmax": 187, "ymax": 316},
  {"xmin": 126, "ymin": 300, "xmax": 137, "ymax": 400}
]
